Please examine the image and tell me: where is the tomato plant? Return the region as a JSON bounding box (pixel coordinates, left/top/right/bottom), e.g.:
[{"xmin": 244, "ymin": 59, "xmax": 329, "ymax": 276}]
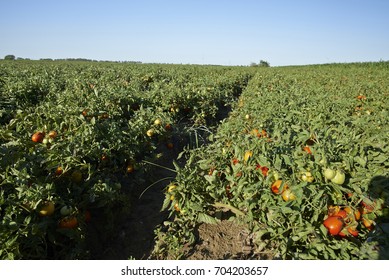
[
  {"xmin": 0, "ymin": 60, "xmax": 257, "ymax": 259},
  {"xmin": 2, "ymin": 60, "xmax": 389, "ymax": 260},
  {"xmin": 156, "ymin": 61, "xmax": 389, "ymax": 260}
]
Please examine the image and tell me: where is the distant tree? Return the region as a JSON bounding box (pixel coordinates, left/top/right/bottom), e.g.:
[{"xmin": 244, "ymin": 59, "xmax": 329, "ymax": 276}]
[
  {"xmin": 4, "ymin": 54, "xmax": 16, "ymax": 60},
  {"xmin": 259, "ymin": 60, "xmax": 270, "ymax": 67},
  {"xmin": 249, "ymin": 60, "xmax": 270, "ymax": 67}
]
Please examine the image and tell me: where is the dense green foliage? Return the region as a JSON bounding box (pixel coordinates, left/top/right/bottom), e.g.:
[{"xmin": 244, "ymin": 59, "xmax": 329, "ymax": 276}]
[
  {"xmin": 1, "ymin": 60, "xmax": 388, "ymax": 259},
  {"xmin": 0, "ymin": 60, "xmax": 253, "ymax": 259},
  {"xmin": 156, "ymin": 62, "xmax": 389, "ymax": 259}
]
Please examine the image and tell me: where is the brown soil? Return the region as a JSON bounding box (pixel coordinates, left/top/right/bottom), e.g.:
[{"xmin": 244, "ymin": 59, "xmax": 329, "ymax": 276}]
[{"xmin": 184, "ymin": 220, "xmax": 257, "ymax": 260}]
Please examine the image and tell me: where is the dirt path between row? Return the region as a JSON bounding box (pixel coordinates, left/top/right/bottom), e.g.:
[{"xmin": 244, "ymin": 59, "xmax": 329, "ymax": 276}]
[{"xmin": 87, "ymin": 104, "xmax": 265, "ymax": 260}]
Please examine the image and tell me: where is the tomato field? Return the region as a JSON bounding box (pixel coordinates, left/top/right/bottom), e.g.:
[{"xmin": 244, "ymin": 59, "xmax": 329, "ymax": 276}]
[{"xmin": 1, "ymin": 60, "xmax": 388, "ymax": 259}]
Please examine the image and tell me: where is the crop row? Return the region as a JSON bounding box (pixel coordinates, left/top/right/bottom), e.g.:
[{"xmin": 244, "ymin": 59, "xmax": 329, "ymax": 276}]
[
  {"xmin": 155, "ymin": 62, "xmax": 389, "ymax": 259},
  {"xmin": 0, "ymin": 61, "xmax": 255, "ymax": 259}
]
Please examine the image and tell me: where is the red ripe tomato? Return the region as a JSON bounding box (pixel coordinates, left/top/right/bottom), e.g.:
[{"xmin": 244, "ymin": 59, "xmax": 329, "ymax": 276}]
[
  {"xmin": 58, "ymin": 216, "xmax": 78, "ymax": 229},
  {"xmin": 32, "ymin": 131, "xmax": 45, "ymax": 143},
  {"xmin": 334, "ymin": 209, "xmax": 348, "ymax": 219},
  {"xmin": 347, "ymin": 227, "xmax": 359, "ymax": 237},
  {"xmin": 256, "ymin": 164, "xmax": 269, "ymax": 177},
  {"xmin": 323, "ymin": 216, "xmax": 344, "ymax": 235}
]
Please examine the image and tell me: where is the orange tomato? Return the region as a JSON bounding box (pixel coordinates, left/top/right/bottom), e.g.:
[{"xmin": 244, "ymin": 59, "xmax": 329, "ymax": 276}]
[
  {"xmin": 347, "ymin": 226, "xmax": 359, "ymax": 237},
  {"xmin": 260, "ymin": 129, "xmax": 268, "ymax": 138},
  {"xmin": 354, "ymin": 209, "xmax": 361, "ymax": 221},
  {"xmin": 357, "ymin": 95, "xmax": 366, "ymax": 100},
  {"xmin": 126, "ymin": 164, "xmax": 134, "ymax": 173},
  {"xmin": 271, "ymin": 180, "xmax": 288, "ymax": 195},
  {"xmin": 55, "ymin": 166, "xmax": 63, "ymax": 176},
  {"xmin": 251, "ymin": 129, "xmax": 259, "ymax": 136},
  {"xmin": 362, "ymin": 217, "xmax": 374, "ymax": 231},
  {"xmin": 302, "ymin": 145, "xmax": 312, "ymax": 154},
  {"xmin": 48, "ymin": 130, "xmax": 57, "ymax": 139},
  {"xmin": 38, "ymin": 201, "xmax": 55, "ymax": 217},
  {"xmin": 32, "ymin": 131, "xmax": 45, "ymax": 143}
]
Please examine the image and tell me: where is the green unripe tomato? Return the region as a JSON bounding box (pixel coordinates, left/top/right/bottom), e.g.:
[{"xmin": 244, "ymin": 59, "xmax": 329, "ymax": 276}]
[
  {"xmin": 60, "ymin": 205, "xmax": 73, "ymax": 216},
  {"xmin": 324, "ymin": 168, "xmax": 336, "ymax": 180},
  {"xmin": 331, "ymin": 170, "xmax": 345, "ymax": 185}
]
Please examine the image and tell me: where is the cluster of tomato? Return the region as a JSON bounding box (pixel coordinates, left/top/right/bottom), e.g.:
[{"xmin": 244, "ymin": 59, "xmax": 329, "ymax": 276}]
[
  {"xmin": 145, "ymin": 118, "xmax": 174, "ymax": 150},
  {"xmin": 31, "ymin": 130, "xmax": 58, "ymax": 144},
  {"xmin": 323, "ymin": 198, "xmax": 378, "ymax": 238},
  {"xmin": 37, "ymin": 200, "xmax": 91, "ymax": 229},
  {"xmin": 271, "ymin": 179, "xmax": 296, "ymax": 202},
  {"xmin": 323, "ymin": 205, "xmax": 360, "ymax": 237}
]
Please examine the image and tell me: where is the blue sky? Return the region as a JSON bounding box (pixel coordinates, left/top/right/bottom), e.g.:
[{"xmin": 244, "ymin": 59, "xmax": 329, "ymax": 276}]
[{"xmin": 1, "ymin": 0, "xmax": 388, "ymax": 66}]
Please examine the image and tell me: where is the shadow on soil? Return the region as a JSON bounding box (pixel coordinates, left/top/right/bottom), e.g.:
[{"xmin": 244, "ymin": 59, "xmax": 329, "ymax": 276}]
[
  {"xmin": 86, "ymin": 105, "xmax": 242, "ymax": 260},
  {"xmin": 86, "ymin": 147, "xmax": 180, "ymax": 260}
]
